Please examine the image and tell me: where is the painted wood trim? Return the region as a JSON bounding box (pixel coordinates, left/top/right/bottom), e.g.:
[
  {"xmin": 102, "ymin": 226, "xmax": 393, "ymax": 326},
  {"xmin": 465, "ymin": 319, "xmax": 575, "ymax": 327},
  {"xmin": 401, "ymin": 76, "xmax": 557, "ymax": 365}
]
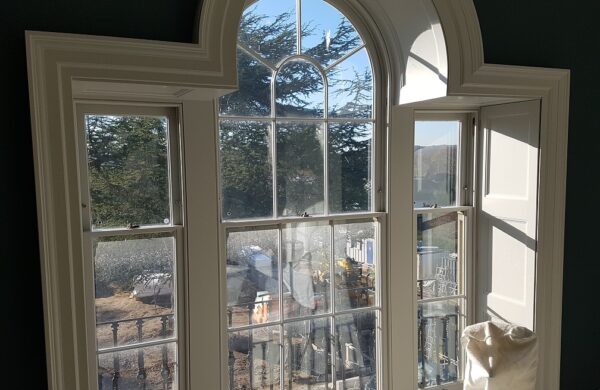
[{"xmin": 25, "ymin": 0, "xmax": 569, "ymax": 389}]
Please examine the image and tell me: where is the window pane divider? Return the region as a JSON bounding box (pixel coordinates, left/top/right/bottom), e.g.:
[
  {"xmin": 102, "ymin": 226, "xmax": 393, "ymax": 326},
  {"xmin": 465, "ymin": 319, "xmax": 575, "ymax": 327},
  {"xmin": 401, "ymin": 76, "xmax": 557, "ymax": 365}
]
[
  {"xmin": 324, "ymin": 43, "xmax": 366, "ymax": 72},
  {"xmin": 219, "ymin": 116, "xmax": 375, "ymax": 123},
  {"xmin": 227, "ymin": 305, "xmax": 382, "ymax": 333},
  {"xmin": 222, "ymin": 212, "xmax": 385, "ymax": 229},
  {"xmin": 97, "ymin": 337, "xmax": 177, "ymax": 355},
  {"xmin": 85, "ymin": 224, "xmax": 181, "ymax": 238},
  {"xmin": 417, "ymin": 294, "xmax": 466, "ymax": 304},
  {"xmin": 413, "ymin": 206, "xmax": 471, "ymax": 215},
  {"xmin": 237, "ymin": 43, "xmax": 277, "ymax": 71}
]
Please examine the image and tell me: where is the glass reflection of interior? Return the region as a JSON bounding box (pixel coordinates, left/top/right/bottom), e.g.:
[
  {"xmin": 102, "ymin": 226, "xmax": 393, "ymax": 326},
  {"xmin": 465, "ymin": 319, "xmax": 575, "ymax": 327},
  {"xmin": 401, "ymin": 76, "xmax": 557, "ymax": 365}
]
[
  {"xmin": 417, "ymin": 300, "xmax": 462, "ymax": 388},
  {"xmin": 416, "ymin": 212, "xmax": 460, "ymax": 300}
]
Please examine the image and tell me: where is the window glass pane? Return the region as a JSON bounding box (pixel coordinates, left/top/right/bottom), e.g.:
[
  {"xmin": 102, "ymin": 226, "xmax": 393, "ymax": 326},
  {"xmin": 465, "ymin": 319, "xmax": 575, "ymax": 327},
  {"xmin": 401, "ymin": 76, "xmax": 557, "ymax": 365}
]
[
  {"xmin": 327, "ymin": 48, "xmax": 373, "ymax": 119},
  {"xmin": 282, "ymin": 222, "xmax": 330, "ymax": 319},
  {"xmin": 239, "ymin": 0, "xmax": 297, "ymax": 64},
  {"xmin": 276, "ymin": 61, "xmax": 324, "ymax": 118},
  {"xmin": 220, "ymin": 49, "xmax": 272, "ymax": 117},
  {"xmin": 335, "ymin": 311, "xmax": 378, "ymax": 390},
  {"xmin": 228, "ymin": 326, "xmax": 280, "ymax": 390},
  {"xmin": 328, "ymin": 122, "xmax": 372, "ymax": 213},
  {"xmin": 85, "ymin": 114, "xmax": 171, "ymax": 229},
  {"xmin": 301, "ymin": 0, "xmax": 363, "ymax": 67},
  {"xmin": 418, "ymin": 299, "xmax": 462, "ymax": 388},
  {"xmin": 283, "ymin": 317, "xmax": 332, "ymax": 388},
  {"xmin": 416, "ymin": 212, "xmax": 460, "ymax": 300},
  {"xmin": 277, "ymin": 122, "xmax": 324, "ymax": 217},
  {"xmin": 220, "ymin": 120, "xmax": 273, "ymax": 220},
  {"xmin": 226, "ymin": 229, "xmax": 279, "ymax": 328},
  {"xmin": 334, "ymin": 222, "xmax": 376, "ymax": 311},
  {"xmin": 94, "ymin": 233, "xmax": 176, "ymax": 350},
  {"xmin": 414, "ymin": 120, "xmax": 460, "ymax": 208},
  {"xmin": 98, "ymin": 342, "xmax": 177, "ymax": 389}
]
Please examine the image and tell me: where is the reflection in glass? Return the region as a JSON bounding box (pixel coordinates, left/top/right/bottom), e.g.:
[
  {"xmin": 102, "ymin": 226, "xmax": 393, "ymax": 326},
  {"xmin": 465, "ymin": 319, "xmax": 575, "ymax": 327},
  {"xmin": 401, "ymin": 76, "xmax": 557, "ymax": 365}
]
[
  {"xmin": 277, "ymin": 122, "xmax": 325, "ymax": 217},
  {"xmin": 220, "ymin": 49, "xmax": 272, "ymax": 117},
  {"xmin": 301, "ymin": 0, "xmax": 363, "ymax": 67},
  {"xmin": 282, "ymin": 223, "xmax": 330, "ymax": 319},
  {"xmin": 328, "ymin": 48, "xmax": 373, "ymax": 119},
  {"xmin": 418, "ymin": 300, "xmax": 462, "ymax": 388},
  {"xmin": 335, "ymin": 311, "xmax": 377, "ymax": 390},
  {"xmin": 227, "ymin": 229, "xmax": 280, "ymax": 328},
  {"xmin": 334, "ymin": 222, "xmax": 376, "ymax": 311},
  {"xmin": 283, "ymin": 317, "xmax": 331, "ymax": 389},
  {"xmin": 276, "ymin": 61, "xmax": 324, "ymax": 118},
  {"xmin": 220, "ymin": 121, "xmax": 273, "ymax": 220},
  {"xmin": 229, "ymin": 326, "xmax": 280, "ymax": 390},
  {"xmin": 416, "ymin": 212, "xmax": 460, "ymax": 300},
  {"xmin": 98, "ymin": 342, "xmax": 177, "ymax": 389},
  {"xmin": 414, "ymin": 120, "xmax": 460, "ymax": 208},
  {"xmin": 94, "ymin": 233, "xmax": 176, "ymax": 349},
  {"xmin": 239, "ymin": 0, "xmax": 297, "ymax": 64},
  {"xmin": 329, "ymin": 122, "xmax": 372, "ymax": 213},
  {"xmin": 85, "ymin": 114, "xmax": 170, "ymax": 229}
]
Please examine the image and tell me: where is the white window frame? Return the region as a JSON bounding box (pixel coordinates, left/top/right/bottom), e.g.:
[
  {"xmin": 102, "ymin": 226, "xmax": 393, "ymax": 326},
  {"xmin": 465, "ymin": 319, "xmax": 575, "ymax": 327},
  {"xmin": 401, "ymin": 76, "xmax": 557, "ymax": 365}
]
[
  {"xmin": 217, "ymin": 2, "xmax": 388, "ymax": 388},
  {"xmin": 25, "ymin": 1, "xmax": 570, "ymax": 389},
  {"xmin": 75, "ymin": 103, "xmax": 186, "ymax": 389},
  {"xmin": 412, "ymin": 112, "xmax": 476, "ymax": 389}
]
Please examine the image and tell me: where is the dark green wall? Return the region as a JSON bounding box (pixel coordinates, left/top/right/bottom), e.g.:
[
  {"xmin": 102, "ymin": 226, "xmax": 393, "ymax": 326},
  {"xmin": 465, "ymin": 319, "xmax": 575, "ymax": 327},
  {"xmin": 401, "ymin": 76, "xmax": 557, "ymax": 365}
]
[
  {"xmin": 474, "ymin": 1, "xmax": 600, "ymax": 388},
  {"xmin": 0, "ymin": 0, "xmax": 594, "ymax": 388}
]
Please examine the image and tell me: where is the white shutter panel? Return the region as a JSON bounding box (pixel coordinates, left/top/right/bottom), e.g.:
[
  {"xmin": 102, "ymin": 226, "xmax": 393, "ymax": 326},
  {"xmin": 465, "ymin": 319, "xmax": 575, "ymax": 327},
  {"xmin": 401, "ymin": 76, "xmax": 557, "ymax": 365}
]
[{"xmin": 478, "ymin": 100, "xmax": 540, "ymax": 330}]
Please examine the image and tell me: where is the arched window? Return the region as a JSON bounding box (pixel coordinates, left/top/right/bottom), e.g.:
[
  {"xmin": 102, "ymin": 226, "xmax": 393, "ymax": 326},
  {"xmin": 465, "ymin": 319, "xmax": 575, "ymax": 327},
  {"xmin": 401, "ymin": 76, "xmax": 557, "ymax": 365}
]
[
  {"xmin": 219, "ymin": 0, "xmax": 375, "ymax": 219},
  {"xmin": 218, "ymin": 1, "xmax": 381, "ymax": 389}
]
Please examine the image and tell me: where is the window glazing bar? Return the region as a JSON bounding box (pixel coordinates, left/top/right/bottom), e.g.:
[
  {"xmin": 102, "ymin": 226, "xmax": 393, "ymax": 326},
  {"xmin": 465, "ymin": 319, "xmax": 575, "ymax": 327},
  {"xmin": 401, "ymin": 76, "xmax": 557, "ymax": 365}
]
[
  {"xmin": 227, "ymin": 306, "xmax": 382, "ymax": 332},
  {"xmin": 86, "ymin": 225, "xmax": 181, "ymax": 238},
  {"xmin": 97, "ymin": 337, "xmax": 177, "ymax": 355},
  {"xmin": 222, "ymin": 211, "xmax": 386, "ymax": 229}
]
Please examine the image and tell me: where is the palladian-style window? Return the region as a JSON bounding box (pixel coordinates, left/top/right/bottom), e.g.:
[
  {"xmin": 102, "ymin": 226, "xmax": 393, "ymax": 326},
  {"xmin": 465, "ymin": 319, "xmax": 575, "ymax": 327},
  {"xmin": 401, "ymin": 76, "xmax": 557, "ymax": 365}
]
[{"xmin": 219, "ymin": 1, "xmax": 380, "ymax": 389}]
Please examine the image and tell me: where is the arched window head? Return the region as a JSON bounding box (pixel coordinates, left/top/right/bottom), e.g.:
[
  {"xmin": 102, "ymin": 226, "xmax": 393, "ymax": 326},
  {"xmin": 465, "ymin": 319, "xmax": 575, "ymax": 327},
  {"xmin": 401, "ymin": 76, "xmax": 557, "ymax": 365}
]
[{"xmin": 219, "ymin": 0, "xmax": 375, "ymax": 220}]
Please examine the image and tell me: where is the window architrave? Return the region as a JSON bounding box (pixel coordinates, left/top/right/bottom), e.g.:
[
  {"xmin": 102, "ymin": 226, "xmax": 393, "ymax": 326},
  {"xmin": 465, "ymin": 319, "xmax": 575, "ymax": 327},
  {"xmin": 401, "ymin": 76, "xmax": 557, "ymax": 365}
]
[{"xmin": 25, "ymin": 0, "xmax": 569, "ymax": 389}]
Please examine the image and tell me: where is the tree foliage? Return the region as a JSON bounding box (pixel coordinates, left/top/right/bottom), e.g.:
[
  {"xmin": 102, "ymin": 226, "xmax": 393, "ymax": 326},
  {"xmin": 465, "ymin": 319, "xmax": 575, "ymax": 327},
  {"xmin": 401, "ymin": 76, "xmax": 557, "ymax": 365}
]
[
  {"xmin": 220, "ymin": 5, "xmax": 374, "ymax": 219},
  {"xmin": 86, "ymin": 115, "xmax": 170, "ymax": 228}
]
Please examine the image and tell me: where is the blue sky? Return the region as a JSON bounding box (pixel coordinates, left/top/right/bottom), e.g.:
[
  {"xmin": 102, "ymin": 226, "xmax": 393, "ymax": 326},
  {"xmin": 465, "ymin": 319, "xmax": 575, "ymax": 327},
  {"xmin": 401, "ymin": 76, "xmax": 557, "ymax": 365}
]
[{"xmin": 415, "ymin": 121, "xmax": 460, "ymax": 147}]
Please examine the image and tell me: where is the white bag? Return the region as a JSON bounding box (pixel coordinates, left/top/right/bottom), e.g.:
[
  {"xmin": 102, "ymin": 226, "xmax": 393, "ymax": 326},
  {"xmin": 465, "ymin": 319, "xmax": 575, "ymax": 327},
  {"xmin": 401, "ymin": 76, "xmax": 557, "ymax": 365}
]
[{"xmin": 462, "ymin": 321, "xmax": 538, "ymax": 390}]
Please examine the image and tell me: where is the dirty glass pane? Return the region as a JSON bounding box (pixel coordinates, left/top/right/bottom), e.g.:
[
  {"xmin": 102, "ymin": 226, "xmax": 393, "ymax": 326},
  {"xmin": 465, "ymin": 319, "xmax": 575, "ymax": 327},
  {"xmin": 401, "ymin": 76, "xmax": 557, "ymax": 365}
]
[{"xmin": 85, "ymin": 114, "xmax": 171, "ymax": 229}]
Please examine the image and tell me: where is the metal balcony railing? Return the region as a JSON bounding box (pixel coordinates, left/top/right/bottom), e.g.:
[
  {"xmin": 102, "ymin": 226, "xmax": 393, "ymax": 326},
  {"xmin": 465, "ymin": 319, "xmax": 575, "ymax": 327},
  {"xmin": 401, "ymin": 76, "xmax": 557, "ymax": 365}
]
[
  {"xmin": 96, "ymin": 313, "xmax": 175, "ymax": 390},
  {"xmin": 417, "ymin": 312, "xmax": 460, "ymax": 388}
]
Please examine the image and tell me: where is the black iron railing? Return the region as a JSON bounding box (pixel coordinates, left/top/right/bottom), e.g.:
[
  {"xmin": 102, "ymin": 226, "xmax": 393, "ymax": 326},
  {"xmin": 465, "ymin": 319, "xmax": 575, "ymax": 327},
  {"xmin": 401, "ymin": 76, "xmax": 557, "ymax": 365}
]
[
  {"xmin": 97, "ymin": 313, "xmax": 175, "ymax": 390},
  {"xmin": 417, "ymin": 312, "xmax": 460, "ymax": 388}
]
